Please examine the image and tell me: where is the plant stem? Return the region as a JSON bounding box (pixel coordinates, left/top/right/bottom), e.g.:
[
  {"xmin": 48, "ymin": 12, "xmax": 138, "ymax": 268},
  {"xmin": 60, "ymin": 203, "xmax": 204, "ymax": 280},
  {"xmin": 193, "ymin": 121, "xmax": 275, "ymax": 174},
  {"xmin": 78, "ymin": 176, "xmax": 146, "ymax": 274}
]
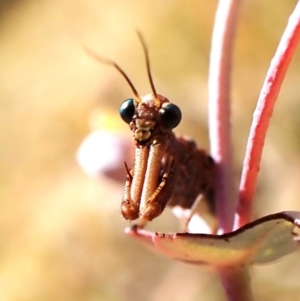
[
  {"xmin": 208, "ymin": 0, "xmax": 242, "ymax": 234},
  {"xmin": 217, "ymin": 265, "xmax": 253, "ymax": 301},
  {"xmin": 235, "ymin": 0, "xmax": 300, "ymax": 229}
]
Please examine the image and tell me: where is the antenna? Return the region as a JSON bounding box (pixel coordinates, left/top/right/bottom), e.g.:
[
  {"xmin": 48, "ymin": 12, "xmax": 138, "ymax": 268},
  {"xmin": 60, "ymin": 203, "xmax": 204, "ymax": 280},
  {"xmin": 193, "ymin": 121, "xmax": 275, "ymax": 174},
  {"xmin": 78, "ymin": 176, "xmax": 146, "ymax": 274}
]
[
  {"xmin": 136, "ymin": 31, "xmax": 157, "ymax": 98},
  {"xmin": 84, "ymin": 46, "xmax": 141, "ymax": 102}
]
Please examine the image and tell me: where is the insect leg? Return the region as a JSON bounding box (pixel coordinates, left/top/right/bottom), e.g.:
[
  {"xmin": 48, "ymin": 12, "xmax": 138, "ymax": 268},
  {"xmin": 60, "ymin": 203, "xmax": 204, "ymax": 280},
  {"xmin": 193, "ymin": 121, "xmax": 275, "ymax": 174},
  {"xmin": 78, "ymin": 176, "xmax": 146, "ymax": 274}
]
[
  {"xmin": 139, "ymin": 156, "xmax": 176, "ymax": 222},
  {"xmin": 121, "ymin": 162, "xmax": 140, "ymax": 220},
  {"xmin": 180, "ymin": 194, "xmax": 204, "ymax": 232}
]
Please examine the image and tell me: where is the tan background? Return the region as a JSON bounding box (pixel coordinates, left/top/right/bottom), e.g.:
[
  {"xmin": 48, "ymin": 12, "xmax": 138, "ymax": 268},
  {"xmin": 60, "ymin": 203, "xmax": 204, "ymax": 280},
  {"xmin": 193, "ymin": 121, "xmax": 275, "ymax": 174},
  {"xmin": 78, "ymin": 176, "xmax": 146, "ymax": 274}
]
[{"xmin": 1, "ymin": 0, "xmax": 300, "ymax": 300}]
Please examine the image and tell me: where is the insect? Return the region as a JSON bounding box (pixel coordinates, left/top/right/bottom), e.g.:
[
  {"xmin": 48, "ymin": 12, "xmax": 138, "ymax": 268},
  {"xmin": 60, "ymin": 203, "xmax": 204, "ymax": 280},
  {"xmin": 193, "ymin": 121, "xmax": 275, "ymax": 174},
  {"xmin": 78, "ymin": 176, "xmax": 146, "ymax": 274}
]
[{"xmin": 85, "ymin": 33, "xmax": 216, "ymax": 232}]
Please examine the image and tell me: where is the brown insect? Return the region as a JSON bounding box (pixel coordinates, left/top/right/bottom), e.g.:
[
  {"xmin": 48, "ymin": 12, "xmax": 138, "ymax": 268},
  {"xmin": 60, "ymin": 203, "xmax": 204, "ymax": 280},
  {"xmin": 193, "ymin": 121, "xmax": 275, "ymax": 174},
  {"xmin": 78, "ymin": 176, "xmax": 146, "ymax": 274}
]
[{"xmin": 85, "ymin": 33, "xmax": 216, "ymax": 232}]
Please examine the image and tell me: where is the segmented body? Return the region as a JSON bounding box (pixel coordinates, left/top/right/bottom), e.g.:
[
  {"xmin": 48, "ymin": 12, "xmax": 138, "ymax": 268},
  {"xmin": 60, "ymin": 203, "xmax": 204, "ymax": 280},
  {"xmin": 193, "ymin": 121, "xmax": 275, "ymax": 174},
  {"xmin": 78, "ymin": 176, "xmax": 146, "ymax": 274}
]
[{"xmin": 167, "ymin": 134, "xmax": 215, "ymax": 212}]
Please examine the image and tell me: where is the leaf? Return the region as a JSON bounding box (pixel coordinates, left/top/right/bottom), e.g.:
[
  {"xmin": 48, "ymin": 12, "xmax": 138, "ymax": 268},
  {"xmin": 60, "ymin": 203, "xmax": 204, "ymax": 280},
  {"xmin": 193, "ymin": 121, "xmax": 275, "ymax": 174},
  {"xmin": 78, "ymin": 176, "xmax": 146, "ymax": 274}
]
[{"xmin": 127, "ymin": 212, "xmax": 300, "ymax": 267}]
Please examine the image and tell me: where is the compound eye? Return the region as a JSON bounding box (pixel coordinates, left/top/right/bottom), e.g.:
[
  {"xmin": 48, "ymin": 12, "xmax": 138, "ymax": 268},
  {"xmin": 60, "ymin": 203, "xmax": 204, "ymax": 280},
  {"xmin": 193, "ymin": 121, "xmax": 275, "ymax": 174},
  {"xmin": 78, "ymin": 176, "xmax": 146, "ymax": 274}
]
[
  {"xmin": 159, "ymin": 103, "xmax": 182, "ymax": 130},
  {"xmin": 119, "ymin": 98, "xmax": 135, "ymax": 124}
]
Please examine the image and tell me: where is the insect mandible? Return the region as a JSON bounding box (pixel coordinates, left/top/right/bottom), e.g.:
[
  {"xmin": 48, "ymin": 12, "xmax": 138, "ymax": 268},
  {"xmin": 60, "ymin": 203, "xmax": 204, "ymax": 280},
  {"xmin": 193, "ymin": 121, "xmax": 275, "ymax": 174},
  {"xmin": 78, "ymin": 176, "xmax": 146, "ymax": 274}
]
[{"xmin": 85, "ymin": 33, "xmax": 216, "ymax": 232}]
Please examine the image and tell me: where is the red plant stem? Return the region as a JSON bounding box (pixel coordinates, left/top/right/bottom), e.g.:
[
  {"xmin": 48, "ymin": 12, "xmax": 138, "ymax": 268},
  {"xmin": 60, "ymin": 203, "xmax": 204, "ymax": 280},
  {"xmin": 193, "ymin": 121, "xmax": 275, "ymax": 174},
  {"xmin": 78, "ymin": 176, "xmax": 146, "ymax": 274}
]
[
  {"xmin": 217, "ymin": 265, "xmax": 253, "ymax": 301},
  {"xmin": 235, "ymin": 1, "xmax": 300, "ymax": 229},
  {"xmin": 208, "ymin": 0, "xmax": 242, "ymax": 233}
]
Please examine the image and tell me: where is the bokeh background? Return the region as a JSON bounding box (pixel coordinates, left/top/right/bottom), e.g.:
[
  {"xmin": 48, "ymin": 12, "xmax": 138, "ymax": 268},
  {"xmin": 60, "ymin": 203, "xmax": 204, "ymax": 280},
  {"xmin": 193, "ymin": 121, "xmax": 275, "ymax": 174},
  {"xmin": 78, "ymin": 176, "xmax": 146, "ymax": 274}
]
[{"xmin": 1, "ymin": 0, "xmax": 300, "ymax": 300}]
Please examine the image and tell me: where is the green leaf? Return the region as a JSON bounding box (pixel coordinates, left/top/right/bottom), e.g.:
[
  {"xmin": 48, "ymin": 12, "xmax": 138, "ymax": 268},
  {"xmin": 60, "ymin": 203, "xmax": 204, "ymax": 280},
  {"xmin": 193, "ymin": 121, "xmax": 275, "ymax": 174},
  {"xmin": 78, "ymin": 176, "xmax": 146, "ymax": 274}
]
[
  {"xmin": 153, "ymin": 211, "xmax": 300, "ymax": 266},
  {"xmin": 127, "ymin": 212, "xmax": 300, "ymax": 266}
]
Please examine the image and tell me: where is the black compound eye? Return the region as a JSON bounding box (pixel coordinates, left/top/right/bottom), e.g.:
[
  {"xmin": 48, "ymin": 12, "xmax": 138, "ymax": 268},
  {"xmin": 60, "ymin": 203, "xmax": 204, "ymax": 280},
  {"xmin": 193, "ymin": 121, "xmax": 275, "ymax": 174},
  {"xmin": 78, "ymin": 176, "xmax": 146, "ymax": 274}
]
[
  {"xmin": 119, "ymin": 98, "xmax": 135, "ymax": 124},
  {"xmin": 159, "ymin": 103, "xmax": 182, "ymax": 130}
]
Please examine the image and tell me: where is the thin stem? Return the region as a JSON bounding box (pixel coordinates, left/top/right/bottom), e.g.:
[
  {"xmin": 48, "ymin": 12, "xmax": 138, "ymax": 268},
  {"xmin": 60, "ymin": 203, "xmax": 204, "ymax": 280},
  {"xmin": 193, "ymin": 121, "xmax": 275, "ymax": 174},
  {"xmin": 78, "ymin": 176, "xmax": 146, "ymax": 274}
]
[
  {"xmin": 217, "ymin": 266, "xmax": 253, "ymax": 301},
  {"xmin": 235, "ymin": 0, "xmax": 300, "ymax": 229},
  {"xmin": 208, "ymin": 0, "xmax": 242, "ymax": 234}
]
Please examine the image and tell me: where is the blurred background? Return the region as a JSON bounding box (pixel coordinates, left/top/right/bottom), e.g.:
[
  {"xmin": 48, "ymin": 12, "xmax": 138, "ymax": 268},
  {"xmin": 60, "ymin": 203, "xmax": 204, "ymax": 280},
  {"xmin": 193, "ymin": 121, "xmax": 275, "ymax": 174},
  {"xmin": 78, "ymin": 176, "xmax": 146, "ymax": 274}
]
[{"xmin": 1, "ymin": 0, "xmax": 300, "ymax": 300}]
